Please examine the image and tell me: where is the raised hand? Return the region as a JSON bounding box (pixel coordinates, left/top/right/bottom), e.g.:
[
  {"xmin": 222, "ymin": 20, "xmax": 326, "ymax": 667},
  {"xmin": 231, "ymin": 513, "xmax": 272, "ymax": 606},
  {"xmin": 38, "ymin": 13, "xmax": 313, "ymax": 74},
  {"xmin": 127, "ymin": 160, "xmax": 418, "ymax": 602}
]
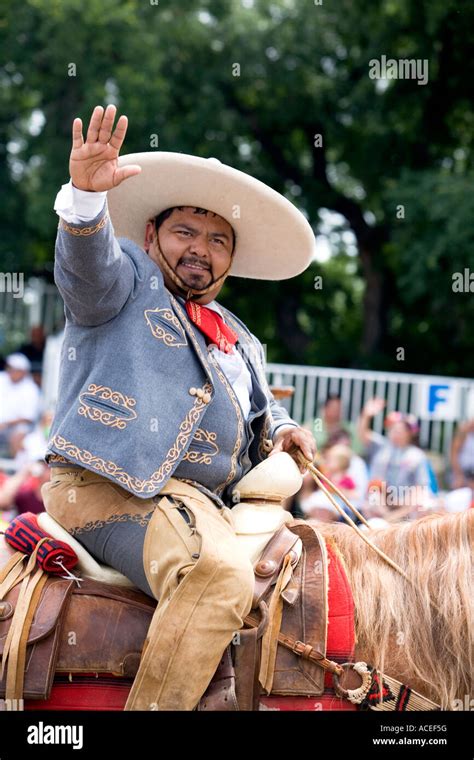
[
  {"xmin": 69, "ymin": 104, "xmax": 141, "ymax": 192},
  {"xmin": 363, "ymin": 397, "xmax": 386, "ymax": 418}
]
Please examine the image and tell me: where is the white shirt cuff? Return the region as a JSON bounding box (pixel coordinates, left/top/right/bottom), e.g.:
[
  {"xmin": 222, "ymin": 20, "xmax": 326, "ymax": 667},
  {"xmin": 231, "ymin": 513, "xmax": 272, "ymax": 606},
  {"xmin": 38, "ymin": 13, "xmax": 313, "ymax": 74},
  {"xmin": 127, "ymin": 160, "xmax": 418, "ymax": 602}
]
[
  {"xmin": 272, "ymin": 422, "xmax": 299, "ymax": 441},
  {"xmin": 54, "ymin": 179, "xmax": 107, "ymax": 223}
]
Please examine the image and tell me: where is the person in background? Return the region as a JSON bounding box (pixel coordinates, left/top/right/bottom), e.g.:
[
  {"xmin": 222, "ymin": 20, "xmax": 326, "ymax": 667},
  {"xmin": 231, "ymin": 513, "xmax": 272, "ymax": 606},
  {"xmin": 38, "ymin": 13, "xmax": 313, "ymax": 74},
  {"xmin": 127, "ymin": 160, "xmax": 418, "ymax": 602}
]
[
  {"xmin": 312, "ymin": 394, "xmax": 344, "ymax": 450},
  {"xmin": 357, "ymin": 398, "xmax": 436, "ymax": 520},
  {"xmin": 14, "ymin": 410, "xmax": 53, "ymax": 469},
  {"xmin": 18, "ymin": 325, "xmax": 47, "ymax": 388},
  {"xmin": 312, "ymin": 394, "xmax": 364, "ymax": 456},
  {"xmin": 284, "ymin": 429, "xmax": 369, "ymax": 521},
  {"xmin": 450, "ymin": 419, "xmax": 474, "ymax": 490},
  {"xmin": 283, "ymin": 470, "xmax": 317, "ymax": 519},
  {"xmin": 298, "ymin": 443, "xmax": 358, "ymax": 523},
  {"xmin": 323, "ymin": 428, "xmax": 369, "ymax": 509},
  {"xmin": 0, "ymin": 460, "xmax": 49, "ymax": 517},
  {"xmin": 0, "ymin": 353, "xmax": 42, "ymax": 457}
]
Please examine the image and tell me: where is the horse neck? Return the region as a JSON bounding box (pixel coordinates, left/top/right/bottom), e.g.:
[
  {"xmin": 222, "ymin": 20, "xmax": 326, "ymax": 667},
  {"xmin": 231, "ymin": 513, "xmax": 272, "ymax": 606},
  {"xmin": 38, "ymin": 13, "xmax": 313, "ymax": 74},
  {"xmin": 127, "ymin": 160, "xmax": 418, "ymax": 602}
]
[{"xmin": 317, "ymin": 511, "xmax": 473, "ymax": 709}]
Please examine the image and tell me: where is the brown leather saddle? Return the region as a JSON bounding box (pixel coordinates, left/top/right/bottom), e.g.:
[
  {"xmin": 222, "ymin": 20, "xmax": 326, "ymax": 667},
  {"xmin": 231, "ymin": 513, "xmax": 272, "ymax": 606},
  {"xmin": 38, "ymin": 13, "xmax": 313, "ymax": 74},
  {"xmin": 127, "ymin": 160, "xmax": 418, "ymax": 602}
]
[
  {"xmin": 0, "ymin": 519, "xmax": 331, "ymax": 710},
  {"xmin": 198, "ymin": 519, "xmax": 331, "ymax": 710}
]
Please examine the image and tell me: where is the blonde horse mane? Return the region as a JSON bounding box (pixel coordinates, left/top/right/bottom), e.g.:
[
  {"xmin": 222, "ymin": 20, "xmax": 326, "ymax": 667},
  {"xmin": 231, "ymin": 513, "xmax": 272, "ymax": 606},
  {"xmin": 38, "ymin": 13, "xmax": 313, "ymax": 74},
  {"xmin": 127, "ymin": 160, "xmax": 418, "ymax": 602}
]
[{"xmin": 316, "ymin": 510, "xmax": 473, "ymax": 709}]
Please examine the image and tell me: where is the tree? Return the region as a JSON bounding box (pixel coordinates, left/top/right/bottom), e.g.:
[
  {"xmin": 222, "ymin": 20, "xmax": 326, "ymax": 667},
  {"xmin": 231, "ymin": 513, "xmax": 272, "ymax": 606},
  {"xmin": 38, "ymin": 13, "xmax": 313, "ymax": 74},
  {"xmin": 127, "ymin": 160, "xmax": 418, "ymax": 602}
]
[{"xmin": 1, "ymin": 0, "xmax": 473, "ymax": 374}]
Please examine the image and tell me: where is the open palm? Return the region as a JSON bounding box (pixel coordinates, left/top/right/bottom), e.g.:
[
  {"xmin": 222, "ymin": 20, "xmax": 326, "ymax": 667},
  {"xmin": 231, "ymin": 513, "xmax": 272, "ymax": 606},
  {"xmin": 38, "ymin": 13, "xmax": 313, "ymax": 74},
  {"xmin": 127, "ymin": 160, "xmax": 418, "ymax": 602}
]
[
  {"xmin": 364, "ymin": 398, "xmax": 386, "ymax": 417},
  {"xmin": 69, "ymin": 104, "xmax": 141, "ymax": 192}
]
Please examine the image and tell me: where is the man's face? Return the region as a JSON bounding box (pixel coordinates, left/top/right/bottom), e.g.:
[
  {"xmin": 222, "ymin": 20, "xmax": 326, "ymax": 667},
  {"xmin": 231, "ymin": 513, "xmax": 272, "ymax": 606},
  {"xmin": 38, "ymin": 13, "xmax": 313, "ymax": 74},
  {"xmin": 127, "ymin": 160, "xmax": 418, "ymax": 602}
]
[{"xmin": 144, "ymin": 207, "xmax": 234, "ymax": 303}]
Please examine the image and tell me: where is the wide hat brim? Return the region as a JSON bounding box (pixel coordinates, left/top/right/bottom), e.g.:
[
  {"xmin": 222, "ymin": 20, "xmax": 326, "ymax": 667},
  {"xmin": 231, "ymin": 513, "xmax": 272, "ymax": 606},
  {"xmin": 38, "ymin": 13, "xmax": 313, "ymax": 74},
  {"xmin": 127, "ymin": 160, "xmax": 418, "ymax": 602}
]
[{"xmin": 107, "ymin": 152, "xmax": 316, "ymax": 280}]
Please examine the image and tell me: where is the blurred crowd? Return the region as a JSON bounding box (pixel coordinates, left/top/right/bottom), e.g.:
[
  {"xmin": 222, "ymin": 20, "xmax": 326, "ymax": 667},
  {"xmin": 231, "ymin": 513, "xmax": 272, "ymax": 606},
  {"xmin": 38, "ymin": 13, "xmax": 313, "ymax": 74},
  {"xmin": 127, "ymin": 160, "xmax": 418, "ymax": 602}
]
[
  {"xmin": 286, "ymin": 394, "xmax": 474, "ymax": 527},
  {"xmin": 0, "ymin": 326, "xmax": 52, "ymax": 530},
  {"xmin": 0, "ymin": 334, "xmax": 473, "ymax": 532}
]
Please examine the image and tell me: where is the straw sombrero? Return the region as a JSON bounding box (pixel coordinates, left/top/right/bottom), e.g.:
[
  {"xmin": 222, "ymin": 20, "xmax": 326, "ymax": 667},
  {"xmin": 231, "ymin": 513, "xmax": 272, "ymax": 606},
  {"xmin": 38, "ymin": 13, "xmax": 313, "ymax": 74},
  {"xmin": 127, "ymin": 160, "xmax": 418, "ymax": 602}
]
[{"xmin": 107, "ymin": 152, "xmax": 315, "ymax": 280}]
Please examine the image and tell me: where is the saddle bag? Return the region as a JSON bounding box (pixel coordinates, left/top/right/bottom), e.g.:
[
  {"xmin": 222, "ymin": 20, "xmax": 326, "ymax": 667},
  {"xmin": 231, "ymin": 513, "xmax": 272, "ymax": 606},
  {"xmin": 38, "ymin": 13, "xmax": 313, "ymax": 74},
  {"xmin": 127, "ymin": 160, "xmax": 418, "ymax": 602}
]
[{"xmin": 0, "ymin": 575, "xmax": 74, "ymax": 701}]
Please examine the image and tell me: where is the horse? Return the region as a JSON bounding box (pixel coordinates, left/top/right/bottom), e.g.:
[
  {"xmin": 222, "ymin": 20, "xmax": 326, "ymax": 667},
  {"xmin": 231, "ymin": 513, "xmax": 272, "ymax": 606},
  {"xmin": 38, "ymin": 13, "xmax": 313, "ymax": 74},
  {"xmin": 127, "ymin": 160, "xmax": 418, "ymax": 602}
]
[
  {"xmin": 315, "ymin": 508, "xmax": 473, "ymax": 710},
  {"xmin": 1, "ymin": 509, "xmax": 472, "ymax": 711}
]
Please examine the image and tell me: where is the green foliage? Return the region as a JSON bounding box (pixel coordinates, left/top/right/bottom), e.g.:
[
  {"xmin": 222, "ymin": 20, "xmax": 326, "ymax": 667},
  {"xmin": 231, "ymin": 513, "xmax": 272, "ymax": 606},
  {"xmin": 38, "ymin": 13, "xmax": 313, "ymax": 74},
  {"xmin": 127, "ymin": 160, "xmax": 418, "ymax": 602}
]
[
  {"xmin": 1, "ymin": 0, "xmax": 473, "ymax": 375},
  {"xmin": 383, "ymin": 169, "xmax": 474, "ymax": 375},
  {"xmin": 220, "ymin": 252, "xmax": 363, "ymax": 366}
]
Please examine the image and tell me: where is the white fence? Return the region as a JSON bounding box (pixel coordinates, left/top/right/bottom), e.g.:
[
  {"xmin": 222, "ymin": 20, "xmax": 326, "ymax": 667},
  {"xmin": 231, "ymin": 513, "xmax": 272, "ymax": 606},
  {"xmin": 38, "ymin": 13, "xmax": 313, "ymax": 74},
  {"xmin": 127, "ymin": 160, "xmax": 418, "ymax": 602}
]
[
  {"xmin": 267, "ymin": 363, "xmax": 474, "ymax": 457},
  {"xmin": 0, "ymin": 278, "xmax": 64, "ymax": 353}
]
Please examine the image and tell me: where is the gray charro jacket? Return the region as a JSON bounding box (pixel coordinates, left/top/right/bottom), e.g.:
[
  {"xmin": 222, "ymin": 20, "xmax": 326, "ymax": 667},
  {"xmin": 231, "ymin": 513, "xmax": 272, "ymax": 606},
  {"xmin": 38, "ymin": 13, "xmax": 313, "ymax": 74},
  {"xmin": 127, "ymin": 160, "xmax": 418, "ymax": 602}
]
[{"xmin": 45, "ymin": 201, "xmax": 298, "ymax": 506}]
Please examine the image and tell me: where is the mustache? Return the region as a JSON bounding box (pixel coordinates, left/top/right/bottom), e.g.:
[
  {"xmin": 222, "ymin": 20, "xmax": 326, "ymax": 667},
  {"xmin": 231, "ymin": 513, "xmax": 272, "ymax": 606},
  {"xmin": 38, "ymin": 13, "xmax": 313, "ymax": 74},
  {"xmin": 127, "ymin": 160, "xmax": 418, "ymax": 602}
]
[{"xmin": 179, "ymin": 257, "xmax": 211, "ymax": 271}]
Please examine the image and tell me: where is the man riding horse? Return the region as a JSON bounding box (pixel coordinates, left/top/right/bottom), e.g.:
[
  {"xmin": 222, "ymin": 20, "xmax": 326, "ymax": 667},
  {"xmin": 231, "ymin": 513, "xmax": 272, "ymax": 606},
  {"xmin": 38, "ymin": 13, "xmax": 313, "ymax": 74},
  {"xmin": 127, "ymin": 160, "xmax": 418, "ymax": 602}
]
[{"xmin": 42, "ymin": 104, "xmax": 317, "ymax": 710}]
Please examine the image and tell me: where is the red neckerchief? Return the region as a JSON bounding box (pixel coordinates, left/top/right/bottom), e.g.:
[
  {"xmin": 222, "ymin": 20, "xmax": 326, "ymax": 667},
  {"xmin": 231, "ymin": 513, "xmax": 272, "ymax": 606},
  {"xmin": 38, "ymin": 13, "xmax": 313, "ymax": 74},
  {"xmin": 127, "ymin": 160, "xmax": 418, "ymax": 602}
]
[{"xmin": 185, "ymin": 301, "xmax": 238, "ymax": 354}]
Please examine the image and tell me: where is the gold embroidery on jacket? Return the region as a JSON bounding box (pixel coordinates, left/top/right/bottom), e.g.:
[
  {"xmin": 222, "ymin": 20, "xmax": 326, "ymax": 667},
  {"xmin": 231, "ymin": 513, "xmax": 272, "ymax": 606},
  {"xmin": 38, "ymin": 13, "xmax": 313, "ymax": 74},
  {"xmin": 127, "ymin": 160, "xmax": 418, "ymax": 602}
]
[
  {"xmin": 144, "ymin": 307, "xmax": 188, "ymax": 347},
  {"xmin": 169, "ymin": 295, "xmax": 213, "ymax": 380},
  {"xmin": 47, "ymin": 453, "xmax": 70, "ymax": 464},
  {"xmin": 258, "ymin": 412, "xmax": 273, "ymax": 460},
  {"xmin": 59, "ymin": 212, "xmax": 109, "ymax": 237},
  {"xmin": 50, "ymin": 382, "xmax": 212, "ymax": 494},
  {"xmin": 182, "ymin": 428, "xmax": 219, "ymax": 465},
  {"xmin": 78, "ymin": 384, "xmax": 138, "ymax": 429}
]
